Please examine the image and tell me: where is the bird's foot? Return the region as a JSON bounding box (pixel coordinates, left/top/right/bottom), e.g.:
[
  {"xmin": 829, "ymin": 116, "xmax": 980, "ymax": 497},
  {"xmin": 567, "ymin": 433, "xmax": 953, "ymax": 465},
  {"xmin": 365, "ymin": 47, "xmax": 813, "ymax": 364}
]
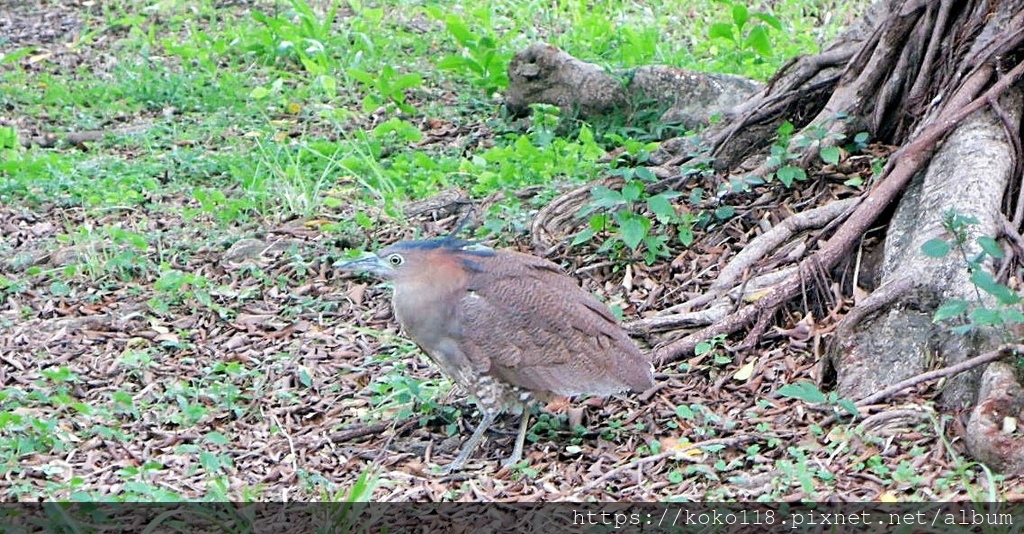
[
  {"xmin": 499, "ymin": 453, "xmax": 524, "ymax": 471},
  {"xmin": 434, "ymin": 459, "xmax": 466, "ymax": 475},
  {"xmin": 435, "ymin": 464, "xmax": 457, "ymax": 475}
]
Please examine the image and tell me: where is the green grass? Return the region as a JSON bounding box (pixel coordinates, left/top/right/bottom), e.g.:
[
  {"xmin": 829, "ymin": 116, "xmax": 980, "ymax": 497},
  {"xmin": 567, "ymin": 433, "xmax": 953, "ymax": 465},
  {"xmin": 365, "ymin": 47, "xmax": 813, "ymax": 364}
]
[{"xmin": 1, "ymin": 0, "xmax": 854, "ymax": 215}]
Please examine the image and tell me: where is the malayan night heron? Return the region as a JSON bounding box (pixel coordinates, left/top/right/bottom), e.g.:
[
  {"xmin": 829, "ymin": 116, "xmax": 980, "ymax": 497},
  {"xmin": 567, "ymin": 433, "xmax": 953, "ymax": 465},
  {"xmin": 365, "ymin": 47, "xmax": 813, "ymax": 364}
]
[{"xmin": 338, "ymin": 237, "xmax": 653, "ymax": 472}]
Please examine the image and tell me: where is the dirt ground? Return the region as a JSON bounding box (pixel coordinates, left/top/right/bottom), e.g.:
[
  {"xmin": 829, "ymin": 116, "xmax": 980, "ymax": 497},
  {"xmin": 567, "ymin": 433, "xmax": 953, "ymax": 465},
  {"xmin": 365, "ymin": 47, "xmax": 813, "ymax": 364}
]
[{"xmin": 2, "ymin": 0, "xmax": 1019, "ymax": 502}]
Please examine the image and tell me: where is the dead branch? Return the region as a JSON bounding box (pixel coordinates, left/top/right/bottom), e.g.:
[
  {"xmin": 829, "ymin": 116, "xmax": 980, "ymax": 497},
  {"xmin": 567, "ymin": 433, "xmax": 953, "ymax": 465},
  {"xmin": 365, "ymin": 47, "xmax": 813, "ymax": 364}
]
[
  {"xmin": 329, "ymin": 418, "xmax": 414, "ymax": 443},
  {"xmin": 23, "ymin": 130, "xmax": 105, "ymax": 149},
  {"xmin": 626, "ymin": 303, "xmax": 731, "ymax": 335},
  {"xmin": 630, "ymin": 267, "xmax": 795, "ymax": 335}
]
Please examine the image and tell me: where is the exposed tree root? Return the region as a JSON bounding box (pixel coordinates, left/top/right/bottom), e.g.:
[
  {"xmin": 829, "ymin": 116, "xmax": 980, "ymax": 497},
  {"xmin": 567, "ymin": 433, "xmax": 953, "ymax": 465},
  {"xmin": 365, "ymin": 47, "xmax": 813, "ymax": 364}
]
[
  {"xmin": 521, "ymin": 0, "xmax": 1024, "ymax": 474},
  {"xmin": 832, "ymin": 276, "xmax": 915, "ymax": 340},
  {"xmin": 710, "ymin": 198, "xmax": 860, "ymax": 295},
  {"xmin": 653, "ymin": 59, "xmax": 1024, "ymax": 367},
  {"xmin": 504, "ymin": 43, "xmax": 762, "ymax": 130},
  {"xmin": 966, "ymin": 357, "xmax": 1024, "ymax": 473},
  {"xmin": 330, "ymin": 419, "xmax": 412, "ymax": 443},
  {"xmin": 854, "ymin": 345, "xmax": 1020, "ymax": 408},
  {"xmin": 20, "ymin": 122, "xmax": 153, "ymax": 149},
  {"xmin": 530, "ymin": 177, "xmax": 622, "ymax": 255}
]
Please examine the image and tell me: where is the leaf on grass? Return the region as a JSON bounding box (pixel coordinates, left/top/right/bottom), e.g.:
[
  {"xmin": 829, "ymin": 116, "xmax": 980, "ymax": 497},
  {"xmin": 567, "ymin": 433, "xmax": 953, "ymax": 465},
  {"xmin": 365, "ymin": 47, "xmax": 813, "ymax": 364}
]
[
  {"xmin": 678, "ymin": 224, "xmax": 694, "ymax": 247},
  {"xmin": 436, "ymin": 55, "xmax": 474, "ymax": 71},
  {"xmin": 621, "ymin": 181, "xmax": 643, "ymax": 202},
  {"xmin": 618, "ymin": 215, "xmax": 647, "ymax": 251},
  {"xmin": 968, "ymin": 307, "xmax": 1003, "ymax": 326},
  {"xmin": 745, "ymin": 25, "xmax": 771, "ymax": 57},
  {"xmin": 444, "ymin": 15, "xmax": 476, "ymax": 47},
  {"xmin": 776, "ymin": 165, "xmax": 806, "ymax": 187},
  {"xmin": 752, "ymin": 12, "xmax": 783, "ymax": 30},
  {"xmin": 646, "ymin": 194, "xmax": 676, "ymax": 222},
  {"xmin": 709, "ymin": 22, "xmax": 735, "ymax": 41},
  {"xmin": 837, "ymin": 398, "xmax": 859, "ymax": 417},
  {"xmin": 970, "ymin": 270, "xmax": 1019, "ymax": 304},
  {"xmin": 777, "ymin": 381, "xmax": 827, "ymax": 403},
  {"xmin": 731, "ymin": 4, "xmax": 749, "ymax": 28},
  {"xmin": 571, "ymin": 227, "xmax": 596, "ymax": 246}
]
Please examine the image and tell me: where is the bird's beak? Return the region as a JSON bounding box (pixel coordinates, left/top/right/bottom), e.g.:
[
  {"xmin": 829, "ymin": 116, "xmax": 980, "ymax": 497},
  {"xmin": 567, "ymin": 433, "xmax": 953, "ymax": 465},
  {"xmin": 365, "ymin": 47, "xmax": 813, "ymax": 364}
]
[{"xmin": 334, "ymin": 252, "xmax": 394, "ymax": 278}]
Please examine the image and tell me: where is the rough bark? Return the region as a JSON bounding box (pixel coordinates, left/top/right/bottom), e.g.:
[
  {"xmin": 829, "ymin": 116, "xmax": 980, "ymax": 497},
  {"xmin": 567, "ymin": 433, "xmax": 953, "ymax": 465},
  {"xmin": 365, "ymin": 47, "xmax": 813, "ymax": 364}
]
[
  {"xmin": 505, "ymin": 43, "xmax": 762, "ymax": 130},
  {"xmin": 694, "ymin": 0, "xmax": 904, "ymax": 172},
  {"xmin": 521, "ymin": 0, "xmax": 1024, "ymax": 471},
  {"xmin": 830, "ymin": 87, "xmax": 1022, "ymax": 407},
  {"xmin": 654, "ymin": 1, "xmax": 1024, "ymax": 421},
  {"xmin": 966, "ymin": 358, "xmax": 1024, "ymax": 473}
]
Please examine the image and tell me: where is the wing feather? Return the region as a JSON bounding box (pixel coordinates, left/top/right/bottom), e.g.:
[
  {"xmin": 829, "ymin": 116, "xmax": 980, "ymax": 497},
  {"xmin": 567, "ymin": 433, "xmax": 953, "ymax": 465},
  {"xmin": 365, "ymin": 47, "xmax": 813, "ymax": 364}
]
[{"xmin": 453, "ymin": 250, "xmax": 652, "ymax": 396}]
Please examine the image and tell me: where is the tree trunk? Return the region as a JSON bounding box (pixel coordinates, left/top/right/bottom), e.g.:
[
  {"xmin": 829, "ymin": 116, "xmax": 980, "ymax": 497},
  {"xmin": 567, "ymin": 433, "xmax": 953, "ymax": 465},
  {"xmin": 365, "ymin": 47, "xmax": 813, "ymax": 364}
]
[
  {"xmin": 529, "ymin": 0, "xmax": 1024, "ymax": 470},
  {"xmin": 831, "ymin": 86, "xmax": 1021, "ymax": 408}
]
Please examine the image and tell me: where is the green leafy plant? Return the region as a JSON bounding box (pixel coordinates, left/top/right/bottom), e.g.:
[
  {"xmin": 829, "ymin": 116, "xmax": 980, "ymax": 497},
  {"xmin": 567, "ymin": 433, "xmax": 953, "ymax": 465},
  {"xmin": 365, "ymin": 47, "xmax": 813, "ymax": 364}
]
[
  {"xmin": 192, "ymin": 187, "xmax": 255, "ymax": 224},
  {"xmin": 707, "ymin": 1, "xmax": 783, "ymax": 77},
  {"xmin": 431, "ymin": 10, "xmax": 510, "ymax": 96},
  {"xmin": 778, "ymin": 380, "xmax": 859, "ymax": 417},
  {"xmin": 347, "ymin": 65, "xmax": 423, "ymax": 114},
  {"xmin": 922, "ymin": 211, "xmax": 1024, "ymax": 335},
  {"xmin": 317, "ymin": 466, "xmax": 379, "ymax": 531},
  {"xmin": 694, "ymin": 334, "xmax": 731, "ymax": 365},
  {"xmin": 247, "ymin": 0, "xmax": 338, "ymax": 72},
  {"xmin": 149, "ymin": 267, "xmax": 232, "ymax": 319},
  {"xmin": 764, "ymin": 121, "xmax": 807, "ymax": 188},
  {"xmin": 0, "ymin": 46, "xmax": 36, "ymax": 66},
  {"xmin": 53, "ymin": 225, "xmax": 152, "ymax": 282},
  {"xmin": 615, "ymin": 26, "xmax": 660, "ymax": 66},
  {"xmin": 840, "ymin": 132, "xmax": 875, "ymax": 187},
  {"xmin": 776, "ymin": 446, "xmax": 829, "ymax": 494},
  {"xmin": 755, "ymin": 121, "xmax": 872, "ymax": 190},
  {"xmin": 368, "ymin": 370, "xmax": 458, "ymax": 431},
  {"xmin": 573, "ymin": 138, "xmax": 689, "ymax": 265},
  {"xmin": 573, "ymin": 174, "xmax": 680, "ymax": 264},
  {"xmin": 0, "ymin": 125, "xmax": 19, "ymax": 163},
  {"xmin": 673, "ymin": 403, "xmax": 723, "ymax": 439},
  {"xmin": 466, "ymin": 109, "xmax": 604, "ymax": 198},
  {"xmin": 794, "ymin": 122, "xmax": 845, "ymax": 166},
  {"xmin": 251, "ymin": 137, "xmax": 372, "ymax": 218}
]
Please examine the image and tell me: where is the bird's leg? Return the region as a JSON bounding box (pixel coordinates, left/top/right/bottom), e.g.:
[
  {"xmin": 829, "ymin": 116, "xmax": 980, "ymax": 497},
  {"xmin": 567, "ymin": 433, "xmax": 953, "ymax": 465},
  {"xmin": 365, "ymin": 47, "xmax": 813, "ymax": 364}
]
[
  {"xmin": 501, "ymin": 404, "xmax": 531, "ymax": 469},
  {"xmin": 437, "ymin": 409, "xmax": 496, "ymax": 474}
]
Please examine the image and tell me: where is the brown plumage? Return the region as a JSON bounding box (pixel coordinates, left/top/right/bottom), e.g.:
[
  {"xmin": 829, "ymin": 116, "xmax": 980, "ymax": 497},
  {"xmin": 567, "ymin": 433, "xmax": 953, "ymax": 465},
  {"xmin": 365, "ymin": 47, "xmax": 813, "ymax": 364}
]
[{"xmin": 338, "ymin": 237, "xmax": 653, "ymax": 471}]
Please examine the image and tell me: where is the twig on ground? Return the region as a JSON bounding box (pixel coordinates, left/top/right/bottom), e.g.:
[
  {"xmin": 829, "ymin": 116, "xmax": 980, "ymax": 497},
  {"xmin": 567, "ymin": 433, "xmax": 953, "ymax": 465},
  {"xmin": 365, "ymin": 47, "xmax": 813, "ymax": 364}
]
[
  {"xmin": 571, "ymin": 435, "xmax": 760, "ymax": 498},
  {"xmin": 330, "ymin": 418, "xmax": 413, "ymax": 443}
]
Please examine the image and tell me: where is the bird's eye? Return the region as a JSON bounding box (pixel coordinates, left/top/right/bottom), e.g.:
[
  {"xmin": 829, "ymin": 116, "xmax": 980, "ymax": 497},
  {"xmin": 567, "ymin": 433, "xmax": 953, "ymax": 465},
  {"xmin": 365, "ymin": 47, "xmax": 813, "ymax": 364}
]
[{"xmin": 387, "ymin": 253, "xmax": 404, "ymax": 266}]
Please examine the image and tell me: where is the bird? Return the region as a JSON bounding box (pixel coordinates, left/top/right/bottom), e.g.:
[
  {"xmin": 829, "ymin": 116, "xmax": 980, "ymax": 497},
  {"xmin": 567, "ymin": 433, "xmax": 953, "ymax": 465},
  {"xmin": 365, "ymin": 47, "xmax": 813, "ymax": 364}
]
[{"xmin": 337, "ymin": 237, "xmax": 654, "ymax": 472}]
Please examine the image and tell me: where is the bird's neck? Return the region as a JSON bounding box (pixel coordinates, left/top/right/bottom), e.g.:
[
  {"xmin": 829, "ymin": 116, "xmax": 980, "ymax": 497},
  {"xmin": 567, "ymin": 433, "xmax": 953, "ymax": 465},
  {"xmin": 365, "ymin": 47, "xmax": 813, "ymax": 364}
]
[{"xmin": 392, "ymin": 271, "xmax": 465, "ymax": 345}]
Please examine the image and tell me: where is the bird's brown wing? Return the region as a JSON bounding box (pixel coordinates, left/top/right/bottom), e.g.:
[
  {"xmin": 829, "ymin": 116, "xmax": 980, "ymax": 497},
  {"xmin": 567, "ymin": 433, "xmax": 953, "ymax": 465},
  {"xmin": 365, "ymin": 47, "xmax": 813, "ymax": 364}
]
[{"xmin": 454, "ymin": 251, "xmax": 652, "ymax": 396}]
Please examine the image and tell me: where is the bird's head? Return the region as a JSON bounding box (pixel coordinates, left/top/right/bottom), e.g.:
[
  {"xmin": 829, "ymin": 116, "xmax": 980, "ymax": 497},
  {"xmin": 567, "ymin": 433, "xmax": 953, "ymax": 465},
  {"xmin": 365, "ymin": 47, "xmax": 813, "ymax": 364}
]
[{"xmin": 335, "ymin": 237, "xmax": 494, "ymax": 281}]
